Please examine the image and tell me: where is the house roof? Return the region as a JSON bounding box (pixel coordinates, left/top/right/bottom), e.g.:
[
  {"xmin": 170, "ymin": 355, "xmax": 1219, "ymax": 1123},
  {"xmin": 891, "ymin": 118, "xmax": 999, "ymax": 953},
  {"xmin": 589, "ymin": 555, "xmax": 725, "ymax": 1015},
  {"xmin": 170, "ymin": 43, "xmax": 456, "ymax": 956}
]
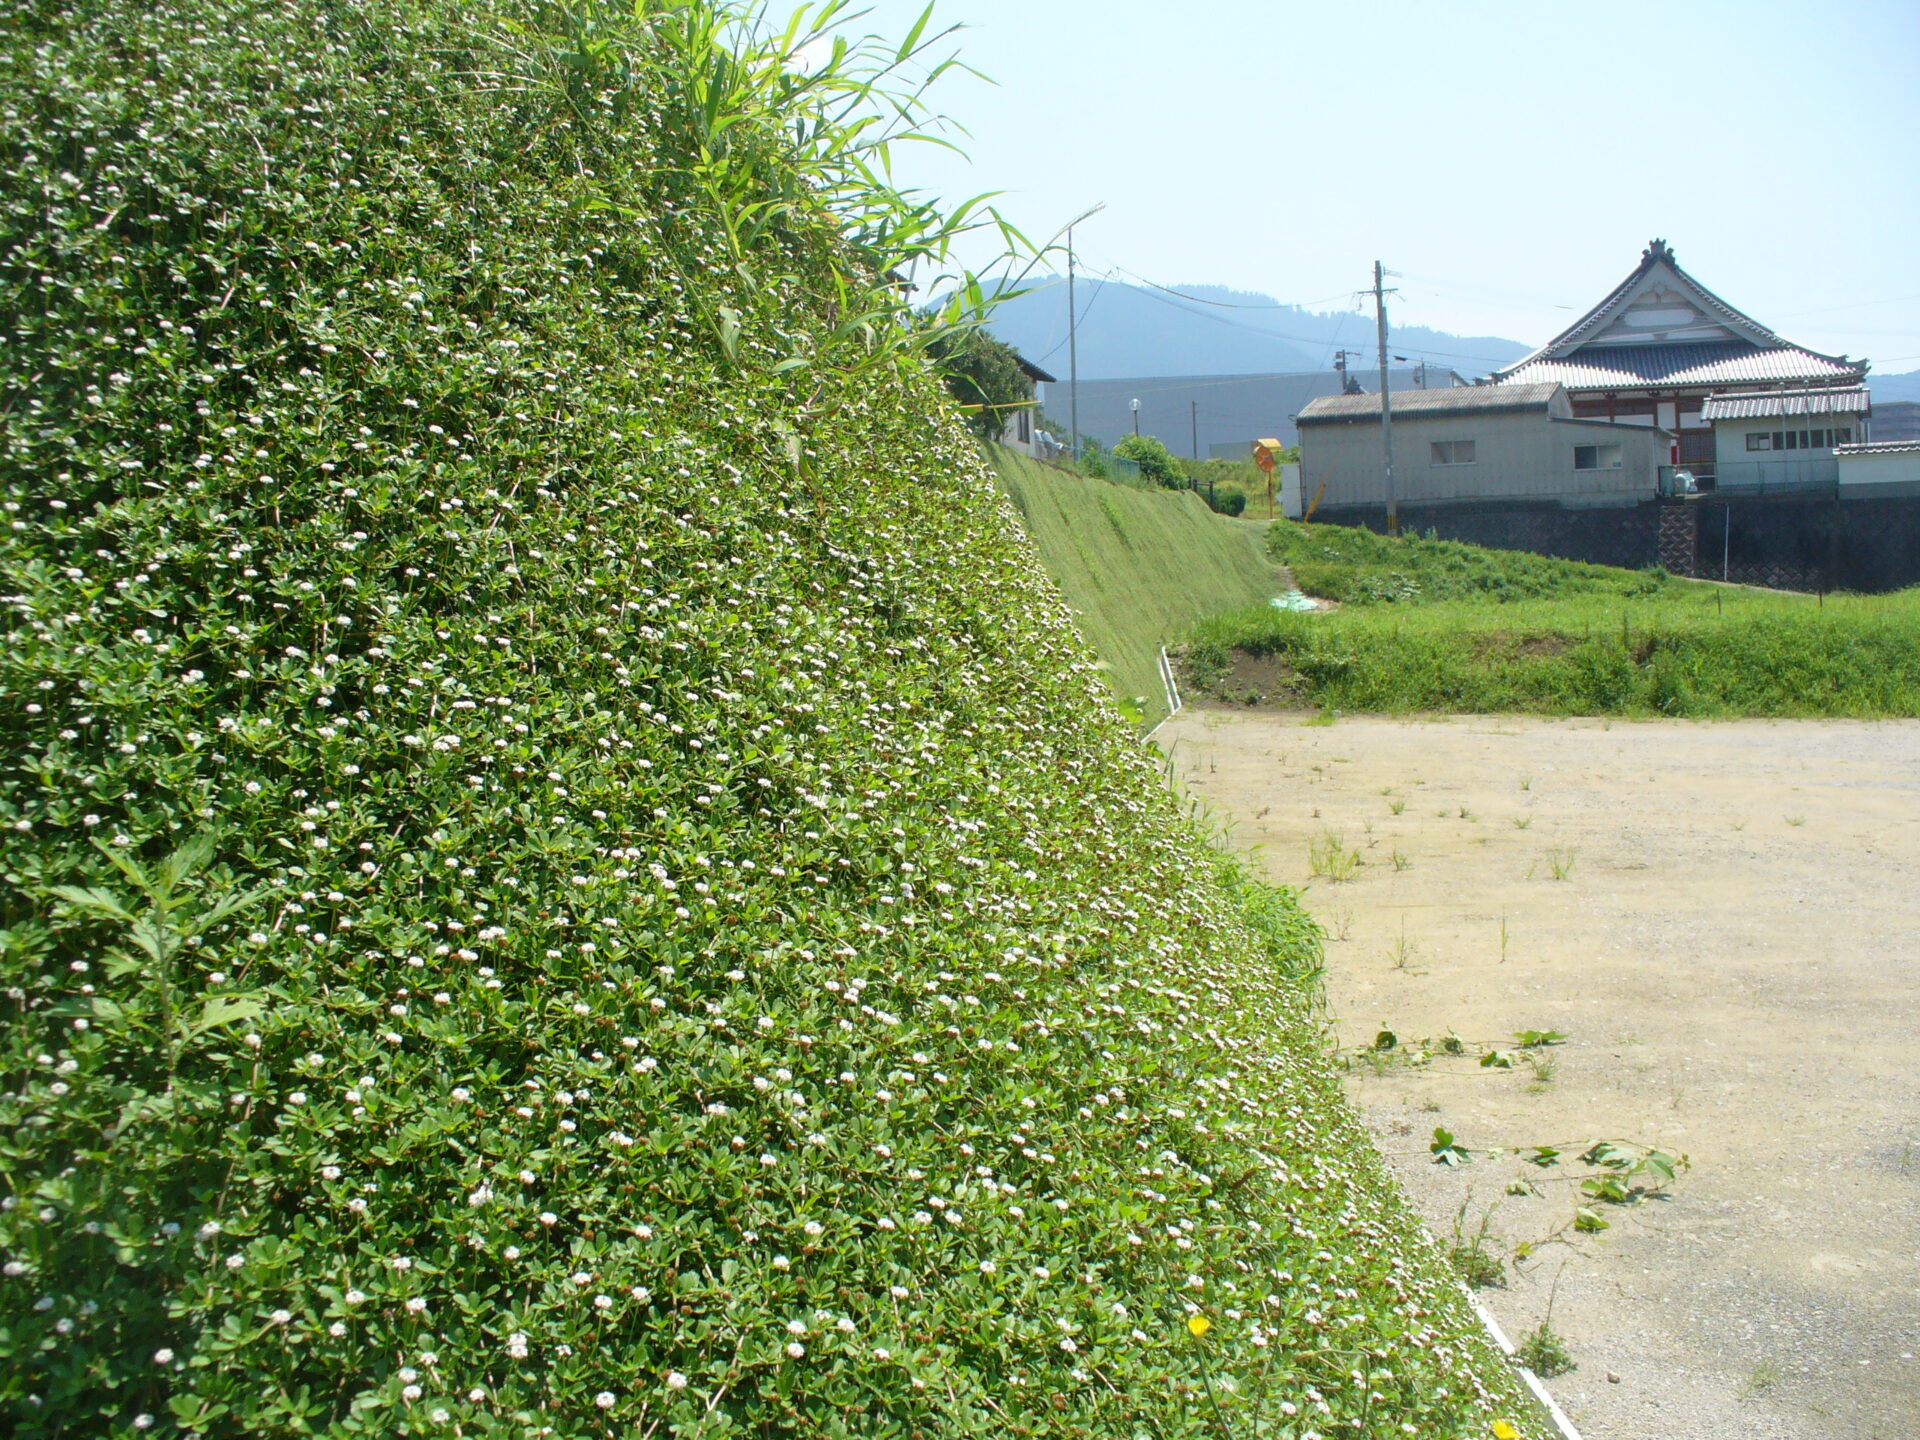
[
  {"xmin": 1836, "ymin": 440, "xmax": 1920, "ymax": 456},
  {"xmin": 1702, "ymin": 388, "xmax": 1871, "ymax": 422},
  {"xmin": 1296, "ymin": 382, "xmax": 1562, "ymax": 426},
  {"xmin": 1015, "ymin": 354, "xmax": 1058, "ymax": 385},
  {"xmin": 1491, "ymin": 240, "xmax": 1864, "ymax": 393},
  {"xmin": 1501, "ymin": 342, "xmax": 1860, "ymax": 393}
]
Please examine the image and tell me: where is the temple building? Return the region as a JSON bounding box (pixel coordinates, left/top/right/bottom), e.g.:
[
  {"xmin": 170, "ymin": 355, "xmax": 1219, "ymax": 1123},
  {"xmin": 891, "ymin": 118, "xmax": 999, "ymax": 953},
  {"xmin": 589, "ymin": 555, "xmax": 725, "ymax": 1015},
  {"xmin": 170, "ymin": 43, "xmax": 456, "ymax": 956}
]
[{"xmin": 1490, "ymin": 239, "xmax": 1866, "ymax": 483}]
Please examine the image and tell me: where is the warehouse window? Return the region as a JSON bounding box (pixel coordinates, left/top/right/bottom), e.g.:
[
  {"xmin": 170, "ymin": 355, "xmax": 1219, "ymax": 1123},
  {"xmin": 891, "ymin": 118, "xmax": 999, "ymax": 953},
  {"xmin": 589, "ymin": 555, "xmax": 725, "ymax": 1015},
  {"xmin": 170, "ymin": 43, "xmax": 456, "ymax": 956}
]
[
  {"xmin": 1430, "ymin": 439, "xmax": 1476, "ymax": 465},
  {"xmin": 1574, "ymin": 443, "xmax": 1623, "ymax": 471}
]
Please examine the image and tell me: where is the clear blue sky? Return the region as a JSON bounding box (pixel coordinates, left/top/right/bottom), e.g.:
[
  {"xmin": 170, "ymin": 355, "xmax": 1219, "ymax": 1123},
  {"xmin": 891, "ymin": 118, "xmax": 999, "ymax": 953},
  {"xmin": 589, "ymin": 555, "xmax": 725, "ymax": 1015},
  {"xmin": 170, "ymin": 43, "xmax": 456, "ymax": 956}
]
[{"xmin": 851, "ymin": 0, "xmax": 1920, "ymax": 368}]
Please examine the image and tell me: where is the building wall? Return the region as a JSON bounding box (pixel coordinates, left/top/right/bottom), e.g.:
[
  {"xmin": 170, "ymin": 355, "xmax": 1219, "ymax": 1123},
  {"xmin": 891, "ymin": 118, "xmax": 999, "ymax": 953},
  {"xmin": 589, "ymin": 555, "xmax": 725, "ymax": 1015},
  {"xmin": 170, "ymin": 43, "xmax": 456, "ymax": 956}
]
[
  {"xmin": 1838, "ymin": 445, "xmax": 1920, "ymax": 498},
  {"xmin": 1711, "ymin": 417, "xmax": 1859, "ymax": 462},
  {"xmin": 1299, "ymin": 411, "xmax": 1667, "ymax": 510},
  {"xmin": 1050, "ymin": 368, "xmax": 1447, "ymax": 453},
  {"xmin": 1870, "ymin": 402, "xmax": 1920, "ymax": 443}
]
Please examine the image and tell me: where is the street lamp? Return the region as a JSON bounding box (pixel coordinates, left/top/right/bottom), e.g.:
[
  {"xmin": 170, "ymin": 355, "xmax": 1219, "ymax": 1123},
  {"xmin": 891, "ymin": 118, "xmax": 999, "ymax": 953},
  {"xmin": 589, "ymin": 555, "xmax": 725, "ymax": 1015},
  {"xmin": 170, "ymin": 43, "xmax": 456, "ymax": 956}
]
[{"xmin": 1130, "ymin": 397, "xmax": 1141, "ymax": 437}]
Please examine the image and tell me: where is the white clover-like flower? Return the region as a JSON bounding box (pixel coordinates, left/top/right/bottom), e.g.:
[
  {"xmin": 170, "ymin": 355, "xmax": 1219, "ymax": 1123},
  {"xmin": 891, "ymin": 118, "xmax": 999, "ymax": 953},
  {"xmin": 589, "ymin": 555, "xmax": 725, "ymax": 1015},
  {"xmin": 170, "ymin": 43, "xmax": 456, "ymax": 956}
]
[
  {"xmin": 665, "ymin": 1372, "xmax": 688, "ymax": 1391},
  {"xmin": 405, "ymin": 1298, "xmax": 428, "ymax": 1315},
  {"xmin": 402, "ymin": 1384, "xmax": 422, "ymax": 1401},
  {"xmin": 153, "ymin": 1348, "xmax": 174, "ymax": 1366},
  {"xmin": 786, "ymin": 1342, "xmax": 805, "ymax": 1359},
  {"xmin": 594, "ymin": 1392, "xmax": 616, "ymax": 1410}
]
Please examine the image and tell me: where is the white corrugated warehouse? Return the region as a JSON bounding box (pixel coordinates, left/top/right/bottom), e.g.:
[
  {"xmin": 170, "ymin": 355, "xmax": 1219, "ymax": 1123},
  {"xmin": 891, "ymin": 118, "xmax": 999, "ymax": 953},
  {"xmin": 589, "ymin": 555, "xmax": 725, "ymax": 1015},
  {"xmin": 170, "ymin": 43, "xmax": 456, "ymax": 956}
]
[{"xmin": 1295, "ymin": 383, "xmax": 1669, "ymax": 512}]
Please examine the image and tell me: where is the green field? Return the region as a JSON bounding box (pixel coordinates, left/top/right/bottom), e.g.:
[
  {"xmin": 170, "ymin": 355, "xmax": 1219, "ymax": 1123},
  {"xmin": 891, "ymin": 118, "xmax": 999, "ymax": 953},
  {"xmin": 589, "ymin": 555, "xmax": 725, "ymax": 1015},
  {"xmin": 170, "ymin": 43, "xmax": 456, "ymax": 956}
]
[
  {"xmin": 992, "ymin": 448, "xmax": 1284, "ymax": 726},
  {"xmin": 1182, "ymin": 522, "xmax": 1920, "ymax": 716}
]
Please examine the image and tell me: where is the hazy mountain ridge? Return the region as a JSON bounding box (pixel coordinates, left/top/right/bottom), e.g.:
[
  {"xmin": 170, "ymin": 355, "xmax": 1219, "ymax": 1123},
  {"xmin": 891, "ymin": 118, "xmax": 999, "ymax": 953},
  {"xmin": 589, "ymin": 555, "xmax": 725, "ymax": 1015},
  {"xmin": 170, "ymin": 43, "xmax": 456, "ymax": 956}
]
[
  {"xmin": 985, "ymin": 276, "xmax": 1532, "ymax": 381},
  {"xmin": 986, "ymin": 278, "xmax": 1920, "ymax": 410}
]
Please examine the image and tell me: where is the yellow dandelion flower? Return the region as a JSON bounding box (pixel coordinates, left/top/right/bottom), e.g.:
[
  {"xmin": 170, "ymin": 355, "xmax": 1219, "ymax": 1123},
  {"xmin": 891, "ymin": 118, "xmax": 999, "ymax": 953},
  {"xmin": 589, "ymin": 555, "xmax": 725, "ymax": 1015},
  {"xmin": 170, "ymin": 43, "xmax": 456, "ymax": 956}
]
[
  {"xmin": 1491, "ymin": 1421, "xmax": 1519, "ymax": 1440},
  {"xmin": 1186, "ymin": 1315, "xmax": 1210, "ymax": 1338}
]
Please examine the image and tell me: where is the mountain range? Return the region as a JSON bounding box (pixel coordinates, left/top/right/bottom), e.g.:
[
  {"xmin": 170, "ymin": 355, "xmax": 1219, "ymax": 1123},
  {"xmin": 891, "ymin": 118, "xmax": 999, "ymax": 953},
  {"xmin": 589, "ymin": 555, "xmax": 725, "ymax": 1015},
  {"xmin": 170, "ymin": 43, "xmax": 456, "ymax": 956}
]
[{"xmin": 984, "ymin": 276, "xmax": 1920, "ymax": 409}]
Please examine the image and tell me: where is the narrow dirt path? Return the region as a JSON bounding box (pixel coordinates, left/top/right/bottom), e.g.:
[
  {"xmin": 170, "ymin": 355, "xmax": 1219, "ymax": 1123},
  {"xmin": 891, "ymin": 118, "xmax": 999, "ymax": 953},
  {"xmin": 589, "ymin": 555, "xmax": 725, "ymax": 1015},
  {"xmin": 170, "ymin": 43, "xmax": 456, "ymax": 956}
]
[{"xmin": 1160, "ymin": 709, "xmax": 1920, "ymax": 1440}]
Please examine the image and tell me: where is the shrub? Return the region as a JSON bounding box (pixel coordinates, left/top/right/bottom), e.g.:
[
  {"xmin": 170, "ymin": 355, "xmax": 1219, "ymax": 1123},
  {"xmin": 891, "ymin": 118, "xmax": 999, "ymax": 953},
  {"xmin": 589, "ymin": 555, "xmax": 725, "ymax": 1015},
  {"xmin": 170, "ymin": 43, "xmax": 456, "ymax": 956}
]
[
  {"xmin": 1111, "ymin": 434, "xmax": 1183, "ymax": 488},
  {"xmin": 0, "ymin": 2, "xmax": 1538, "ymax": 1437},
  {"xmin": 1208, "ymin": 488, "xmax": 1248, "ymax": 518}
]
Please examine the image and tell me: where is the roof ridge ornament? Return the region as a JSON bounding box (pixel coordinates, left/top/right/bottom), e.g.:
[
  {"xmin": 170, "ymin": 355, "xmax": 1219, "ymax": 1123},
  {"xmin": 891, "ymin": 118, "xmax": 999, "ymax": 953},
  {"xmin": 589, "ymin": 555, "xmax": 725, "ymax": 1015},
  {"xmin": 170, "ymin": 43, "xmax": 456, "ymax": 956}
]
[{"xmin": 1643, "ymin": 238, "xmax": 1673, "ymax": 265}]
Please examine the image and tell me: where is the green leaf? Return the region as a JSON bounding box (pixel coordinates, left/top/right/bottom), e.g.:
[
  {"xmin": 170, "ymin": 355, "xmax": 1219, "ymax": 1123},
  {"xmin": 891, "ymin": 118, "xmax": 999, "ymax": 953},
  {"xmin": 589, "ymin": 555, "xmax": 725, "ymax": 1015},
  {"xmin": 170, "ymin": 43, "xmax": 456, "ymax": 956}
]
[
  {"xmin": 47, "ymin": 885, "xmax": 136, "ymax": 922},
  {"xmin": 1479, "ymin": 1049, "xmax": 1516, "ymax": 1069},
  {"xmin": 1513, "ymin": 1029, "xmax": 1567, "ymax": 1048},
  {"xmin": 1429, "ymin": 1128, "xmax": 1470, "ymax": 1166},
  {"xmin": 716, "ymin": 306, "xmax": 743, "ymax": 363},
  {"xmin": 187, "ymin": 994, "xmax": 266, "ymax": 1039},
  {"xmin": 1573, "ymin": 1207, "xmax": 1610, "ymax": 1233}
]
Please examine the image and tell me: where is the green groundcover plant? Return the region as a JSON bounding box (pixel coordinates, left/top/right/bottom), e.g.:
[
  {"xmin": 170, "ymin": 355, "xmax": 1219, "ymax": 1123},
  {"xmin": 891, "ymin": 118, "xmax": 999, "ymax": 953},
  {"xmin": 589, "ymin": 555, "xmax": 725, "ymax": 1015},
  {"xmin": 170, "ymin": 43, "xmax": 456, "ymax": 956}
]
[{"xmin": 0, "ymin": 1, "xmax": 1539, "ymax": 1435}]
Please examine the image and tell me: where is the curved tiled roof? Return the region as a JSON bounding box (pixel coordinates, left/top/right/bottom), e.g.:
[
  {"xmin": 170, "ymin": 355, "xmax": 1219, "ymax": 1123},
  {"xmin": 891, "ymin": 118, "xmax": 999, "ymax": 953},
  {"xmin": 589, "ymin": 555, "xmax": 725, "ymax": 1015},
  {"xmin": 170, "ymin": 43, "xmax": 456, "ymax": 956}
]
[
  {"xmin": 1497, "ymin": 342, "xmax": 1860, "ymax": 393},
  {"xmin": 1492, "ymin": 241, "xmax": 1864, "ymax": 391},
  {"xmin": 1701, "ymin": 388, "xmax": 1871, "ymax": 421}
]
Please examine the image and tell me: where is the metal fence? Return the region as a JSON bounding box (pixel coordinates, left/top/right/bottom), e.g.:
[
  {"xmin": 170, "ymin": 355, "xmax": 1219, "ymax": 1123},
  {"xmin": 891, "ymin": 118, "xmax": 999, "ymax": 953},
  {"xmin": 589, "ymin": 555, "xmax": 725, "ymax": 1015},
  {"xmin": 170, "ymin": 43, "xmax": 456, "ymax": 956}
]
[{"xmin": 1660, "ymin": 460, "xmax": 1838, "ymax": 499}]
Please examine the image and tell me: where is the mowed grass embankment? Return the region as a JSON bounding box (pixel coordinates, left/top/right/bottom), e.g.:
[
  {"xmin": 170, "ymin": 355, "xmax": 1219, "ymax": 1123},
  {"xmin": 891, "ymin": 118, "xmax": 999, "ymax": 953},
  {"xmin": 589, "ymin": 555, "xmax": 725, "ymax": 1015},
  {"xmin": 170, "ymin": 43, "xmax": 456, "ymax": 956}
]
[
  {"xmin": 991, "ymin": 446, "xmax": 1284, "ymax": 725},
  {"xmin": 1181, "ymin": 521, "xmax": 1920, "ymax": 717}
]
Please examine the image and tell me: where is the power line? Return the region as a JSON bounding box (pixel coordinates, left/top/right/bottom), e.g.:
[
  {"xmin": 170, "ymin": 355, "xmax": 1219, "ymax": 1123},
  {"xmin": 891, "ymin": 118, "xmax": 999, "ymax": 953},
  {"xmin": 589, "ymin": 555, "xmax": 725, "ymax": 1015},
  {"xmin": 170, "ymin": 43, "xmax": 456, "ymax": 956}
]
[
  {"xmin": 1771, "ymin": 292, "xmax": 1920, "ymax": 320},
  {"xmin": 1105, "ymin": 267, "xmax": 1356, "ymax": 312},
  {"xmin": 1074, "ymin": 260, "xmax": 1520, "ymax": 369}
]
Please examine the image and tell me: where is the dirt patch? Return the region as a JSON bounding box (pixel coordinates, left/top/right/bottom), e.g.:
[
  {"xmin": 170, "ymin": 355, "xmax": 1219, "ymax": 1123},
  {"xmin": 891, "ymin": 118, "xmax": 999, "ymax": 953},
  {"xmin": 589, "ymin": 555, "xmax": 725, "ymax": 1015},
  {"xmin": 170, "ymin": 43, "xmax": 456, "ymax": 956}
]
[
  {"xmin": 1176, "ymin": 646, "xmax": 1306, "ymax": 708},
  {"xmin": 1159, "ymin": 711, "xmax": 1920, "ymax": 1440},
  {"xmin": 1476, "ymin": 631, "xmax": 1576, "ymax": 660}
]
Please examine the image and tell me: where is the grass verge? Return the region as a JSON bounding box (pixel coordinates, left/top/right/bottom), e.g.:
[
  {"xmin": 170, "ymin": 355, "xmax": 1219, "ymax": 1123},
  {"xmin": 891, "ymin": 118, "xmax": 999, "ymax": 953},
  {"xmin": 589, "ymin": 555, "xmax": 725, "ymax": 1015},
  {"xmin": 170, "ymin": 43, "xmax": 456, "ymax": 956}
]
[
  {"xmin": 992, "ymin": 448, "xmax": 1282, "ymax": 726},
  {"xmin": 1181, "ymin": 525, "xmax": 1920, "ymax": 717}
]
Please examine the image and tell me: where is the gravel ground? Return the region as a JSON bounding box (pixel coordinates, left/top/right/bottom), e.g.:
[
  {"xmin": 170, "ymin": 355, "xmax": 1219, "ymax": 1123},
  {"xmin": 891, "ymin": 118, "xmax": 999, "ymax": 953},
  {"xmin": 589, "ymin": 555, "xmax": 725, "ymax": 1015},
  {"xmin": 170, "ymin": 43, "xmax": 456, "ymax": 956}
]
[{"xmin": 1160, "ymin": 710, "xmax": 1920, "ymax": 1440}]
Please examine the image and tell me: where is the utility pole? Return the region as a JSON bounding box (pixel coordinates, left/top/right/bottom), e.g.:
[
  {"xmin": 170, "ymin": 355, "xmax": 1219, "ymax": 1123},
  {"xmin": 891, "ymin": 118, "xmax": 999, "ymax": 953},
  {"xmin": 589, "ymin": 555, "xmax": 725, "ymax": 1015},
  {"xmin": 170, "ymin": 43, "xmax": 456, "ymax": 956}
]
[
  {"xmin": 1190, "ymin": 400, "xmax": 1199, "ymax": 460},
  {"xmin": 1334, "ymin": 349, "xmax": 1362, "ymax": 395},
  {"xmin": 1067, "ymin": 228, "xmax": 1080, "ymax": 466},
  {"xmin": 1130, "ymin": 398, "xmax": 1140, "ymax": 437},
  {"xmin": 1374, "ymin": 260, "xmax": 1398, "ymax": 535}
]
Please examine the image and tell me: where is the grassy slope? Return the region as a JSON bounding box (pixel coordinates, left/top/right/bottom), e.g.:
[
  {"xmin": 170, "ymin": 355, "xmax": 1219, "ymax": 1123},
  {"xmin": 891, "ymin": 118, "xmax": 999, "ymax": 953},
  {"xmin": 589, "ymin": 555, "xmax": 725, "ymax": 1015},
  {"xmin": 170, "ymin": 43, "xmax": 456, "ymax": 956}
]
[
  {"xmin": 991, "ymin": 449, "xmax": 1283, "ymax": 726},
  {"xmin": 1183, "ymin": 522, "xmax": 1920, "ymax": 716},
  {"xmin": 0, "ymin": 5, "xmax": 1541, "ymax": 1437}
]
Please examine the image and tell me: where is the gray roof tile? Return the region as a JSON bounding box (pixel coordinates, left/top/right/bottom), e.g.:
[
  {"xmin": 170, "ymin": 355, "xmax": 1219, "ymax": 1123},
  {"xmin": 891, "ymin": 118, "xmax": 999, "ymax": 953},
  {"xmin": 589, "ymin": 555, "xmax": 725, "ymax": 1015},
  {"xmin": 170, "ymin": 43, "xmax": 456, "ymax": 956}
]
[
  {"xmin": 1702, "ymin": 388, "xmax": 1871, "ymax": 421},
  {"xmin": 1296, "ymin": 382, "xmax": 1561, "ymax": 425},
  {"xmin": 1497, "ymin": 343, "xmax": 1859, "ymax": 392}
]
